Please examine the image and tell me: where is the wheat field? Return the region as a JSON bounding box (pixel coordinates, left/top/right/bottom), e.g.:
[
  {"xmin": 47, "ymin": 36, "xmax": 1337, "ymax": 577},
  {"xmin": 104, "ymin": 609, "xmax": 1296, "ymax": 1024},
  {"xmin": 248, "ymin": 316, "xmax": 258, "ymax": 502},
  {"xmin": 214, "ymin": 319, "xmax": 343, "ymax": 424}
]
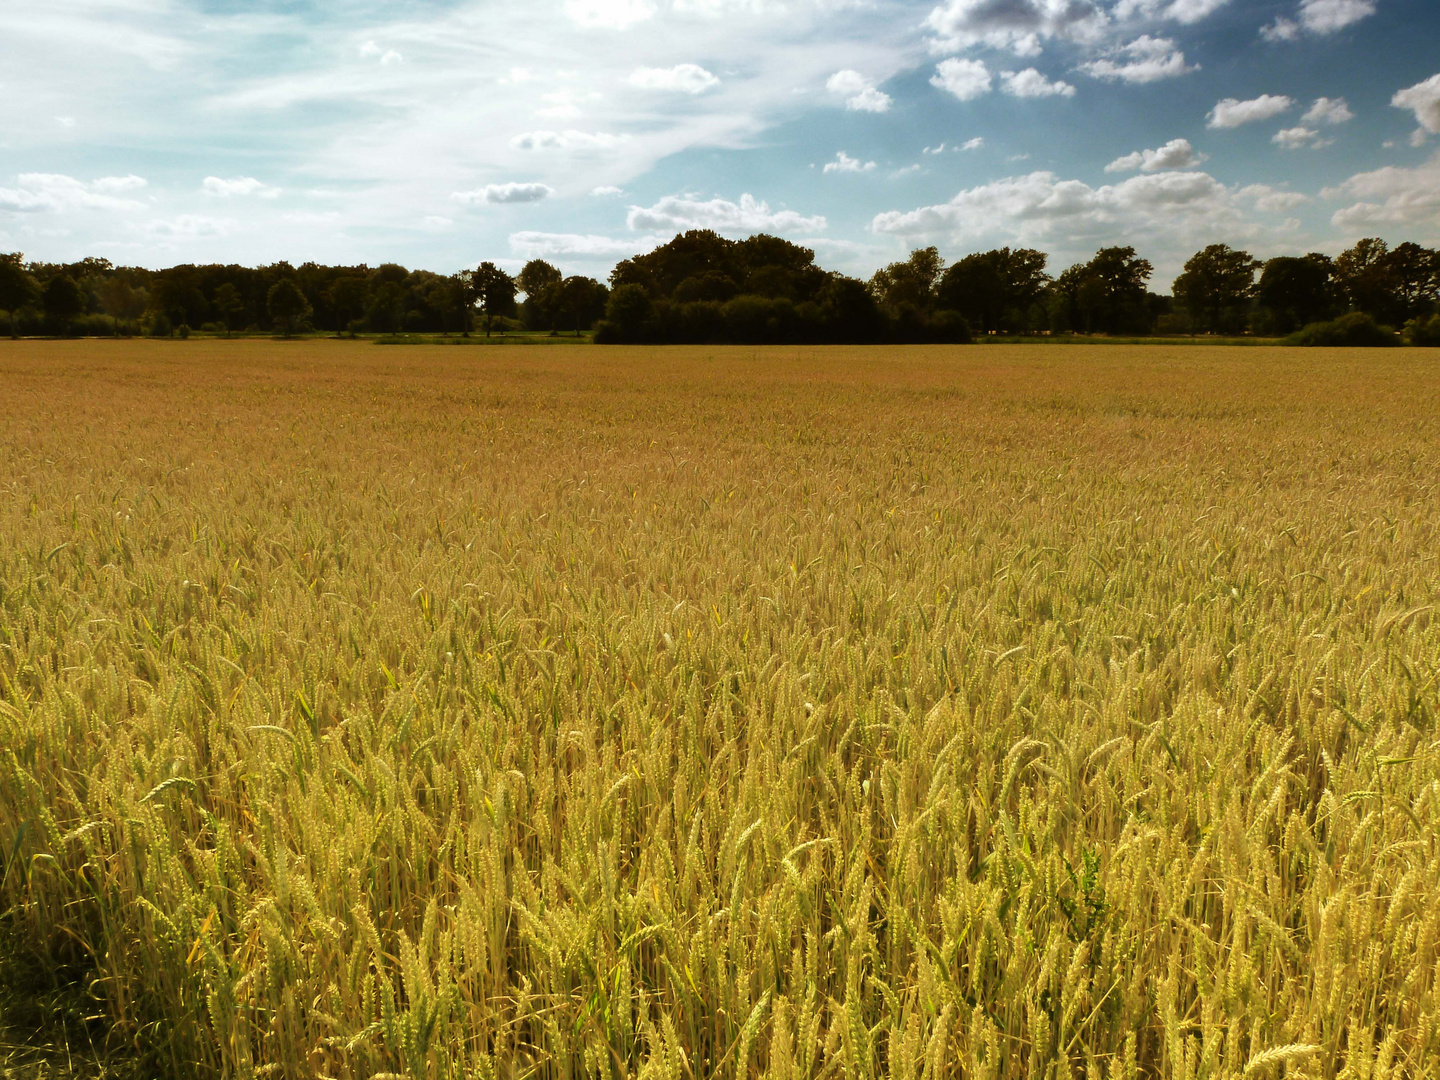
[{"xmin": 1, "ymin": 340, "xmax": 1437, "ymax": 1079}]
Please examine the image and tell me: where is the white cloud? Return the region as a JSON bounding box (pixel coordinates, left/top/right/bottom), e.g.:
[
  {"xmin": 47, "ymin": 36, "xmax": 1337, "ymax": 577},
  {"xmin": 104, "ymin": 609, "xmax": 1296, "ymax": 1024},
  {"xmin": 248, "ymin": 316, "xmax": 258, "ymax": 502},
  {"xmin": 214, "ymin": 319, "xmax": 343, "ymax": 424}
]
[
  {"xmin": 1412, "ymin": 128, "xmax": 1429, "ymax": 149},
  {"xmin": 962, "ymin": 136, "xmax": 985, "ymax": 151},
  {"xmin": 55, "ymin": 116, "xmax": 77, "ymax": 129},
  {"xmin": 1113, "ymin": 0, "xmax": 1232, "ymax": 24},
  {"xmin": 629, "ymin": 64, "xmax": 720, "ymax": 94},
  {"xmin": 826, "ymin": 70, "xmax": 892, "ymax": 113},
  {"xmin": 1326, "ymin": 152, "xmax": 1440, "ymax": 236},
  {"xmin": 1260, "ymin": 17, "xmax": 1299, "ymax": 41},
  {"xmin": 453, "ymin": 182, "xmax": 556, "ymax": 204},
  {"xmin": 1296, "ymin": 0, "xmax": 1375, "ymax": 33},
  {"xmin": 1239, "ymin": 184, "xmax": 1309, "ymax": 213},
  {"xmin": 1272, "ymin": 126, "xmax": 1332, "ymax": 150},
  {"xmin": 509, "ymin": 231, "xmax": 661, "ymax": 258},
  {"xmin": 359, "ymin": 40, "xmax": 401, "ymax": 65},
  {"xmin": 91, "ymin": 175, "xmax": 148, "ymax": 193},
  {"xmin": 869, "ymin": 169, "xmax": 1298, "ymax": 278},
  {"xmin": 420, "ymin": 215, "xmax": 453, "ymax": 231},
  {"xmin": 627, "ymin": 192, "xmax": 826, "ymax": 233},
  {"xmin": 510, "ymin": 130, "xmax": 629, "ymax": 151},
  {"xmin": 137, "ymin": 215, "xmax": 234, "ymax": 240},
  {"xmin": 1000, "ymin": 68, "xmax": 1075, "ymax": 98},
  {"xmin": 923, "ymin": 143, "xmax": 948, "ymax": 154},
  {"xmin": 1081, "ymin": 36, "xmax": 1196, "ymax": 83},
  {"xmin": 924, "ymin": 0, "xmax": 1108, "ymax": 57},
  {"xmin": 591, "ymin": 185, "xmax": 625, "ymax": 197},
  {"xmin": 202, "ymin": 176, "xmax": 279, "ymax": 198},
  {"xmin": 565, "ymin": 0, "xmax": 655, "ymax": 29},
  {"xmin": 1393, "ymin": 74, "xmax": 1440, "ymax": 135},
  {"xmin": 1263, "ymin": 0, "xmax": 1375, "ymax": 39},
  {"xmin": 1208, "ymin": 94, "xmax": 1294, "ymax": 128},
  {"xmin": 824, "ymin": 151, "xmax": 876, "ymax": 174},
  {"xmin": 1105, "ymin": 137, "xmax": 1205, "ymax": 172},
  {"xmin": 1303, "ymin": 96, "xmax": 1353, "ymax": 125},
  {"xmin": 0, "ymin": 173, "xmax": 145, "ymax": 213},
  {"xmin": 930, "ymin": 58, "xmax": 992, "ymax": 102}
]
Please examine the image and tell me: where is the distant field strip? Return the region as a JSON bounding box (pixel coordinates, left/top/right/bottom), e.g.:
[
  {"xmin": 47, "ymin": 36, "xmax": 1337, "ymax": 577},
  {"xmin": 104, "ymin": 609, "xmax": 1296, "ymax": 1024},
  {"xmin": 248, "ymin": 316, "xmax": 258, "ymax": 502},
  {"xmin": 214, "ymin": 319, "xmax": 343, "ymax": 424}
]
[{"xmin": 1, "ymin": 341, "xmax": 1438, "ymax": 1079}]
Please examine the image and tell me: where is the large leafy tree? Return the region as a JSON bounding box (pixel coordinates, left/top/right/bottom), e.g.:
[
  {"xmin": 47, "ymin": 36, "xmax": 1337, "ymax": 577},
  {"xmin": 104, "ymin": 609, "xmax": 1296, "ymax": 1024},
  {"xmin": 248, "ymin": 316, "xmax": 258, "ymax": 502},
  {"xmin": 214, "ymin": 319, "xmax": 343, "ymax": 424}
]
[
  {"xmin": 1257, "ymin": 255, "xmax": 1334, "ymax": 334},
  {"xmin": 469, "ymin": 262, "xmax": 517, "ymax": 337},
  {"xmin": 1381, "ymin": 242, "xmax": 1440, "ymax": 322},
  {"xmin": 42, "ymin": 274, "xmax": 86, "ymax": 336},
  {"xmin": 518, "ymin": 260, "xmax": 564, "ymax": 331},
  {"xmin": 869, "ymin": 247, "xmax": 945, "ymax": 312},
  {"xmin": 1173, "ymin": 244, "xmax": 1260, "ymax": 334},
  {"xmin": 266, "ymin": 278, "xmax": 312, "ymax": 338},
  {"xmin": 556, "ymin": 276, "xmax": 609, "ymax": 335},
  {"xmin": 1082, "ymin": 247, "xmax": 1154, "ymax": 335},
  {"xmin": 213, "ymin": 283, "xmax": 245, "ymax": 337},
  {"xmin": 938, "ymin": 247, "xmax": 1050, "ymax": 333},
  {"xmin": 0, "ymin": 253, "xmax": 40, "ymax": 338}
]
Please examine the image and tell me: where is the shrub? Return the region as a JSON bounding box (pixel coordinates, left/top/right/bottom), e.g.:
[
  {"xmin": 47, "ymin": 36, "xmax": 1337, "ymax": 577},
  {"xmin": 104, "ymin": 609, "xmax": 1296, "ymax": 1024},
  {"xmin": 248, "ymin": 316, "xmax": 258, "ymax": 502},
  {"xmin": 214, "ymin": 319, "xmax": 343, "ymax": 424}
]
[
  {"xmin": 1287, "ymin": 312, "xmax": 1399, "ymax": 347},
  {"xmin": 1402, "ymin": 314, "xmax": 1440, "ymax": 346}
]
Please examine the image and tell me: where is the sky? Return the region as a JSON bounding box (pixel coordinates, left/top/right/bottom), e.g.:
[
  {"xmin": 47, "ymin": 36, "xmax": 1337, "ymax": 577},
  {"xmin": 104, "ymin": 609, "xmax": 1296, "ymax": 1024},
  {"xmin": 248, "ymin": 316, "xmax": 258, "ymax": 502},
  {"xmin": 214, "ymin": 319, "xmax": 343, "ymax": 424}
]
[{"xmin": 2, "ymin": 0, "xmax": 1439, "ymax": 289}]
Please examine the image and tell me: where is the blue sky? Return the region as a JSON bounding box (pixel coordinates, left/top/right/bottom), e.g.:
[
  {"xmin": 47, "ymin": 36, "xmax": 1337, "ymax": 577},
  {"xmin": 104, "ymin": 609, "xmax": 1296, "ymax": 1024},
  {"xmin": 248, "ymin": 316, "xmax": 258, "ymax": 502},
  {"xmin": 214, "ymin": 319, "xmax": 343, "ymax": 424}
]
[{"xmin": 2, "ymin": 0, "xmax": 1438, "ymax": 287}]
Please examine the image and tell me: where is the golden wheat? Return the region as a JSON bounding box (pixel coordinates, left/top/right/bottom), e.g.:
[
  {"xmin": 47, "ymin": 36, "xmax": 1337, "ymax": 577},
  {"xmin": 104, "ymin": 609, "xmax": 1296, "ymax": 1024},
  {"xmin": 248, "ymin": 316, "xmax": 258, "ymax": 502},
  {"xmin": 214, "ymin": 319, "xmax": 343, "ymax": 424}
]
[{"xmin": 1, "ymin": 339, "xmax": 1437, "ymax": 1079}]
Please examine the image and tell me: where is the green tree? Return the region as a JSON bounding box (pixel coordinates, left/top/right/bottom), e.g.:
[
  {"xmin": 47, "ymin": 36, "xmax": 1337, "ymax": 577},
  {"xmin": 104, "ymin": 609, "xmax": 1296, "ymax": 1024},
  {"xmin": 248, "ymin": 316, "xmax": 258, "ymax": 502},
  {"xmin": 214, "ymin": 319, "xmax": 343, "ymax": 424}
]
[
  {"xmin": 1334, "ymin": 238, "xmax": 1395, "ymax": 321},
  {"xmin": 213, "ymin": 283, "xmax": 245, "ymax": 337},
  {"xmin": 869, "ymin": 247, "xmax": 944, "ymax": 311},
  {"xmin": 266, "ymin": 278, "xmax": 311, "ymax": 338},
  {"xmin": 1380, "ymin": 242, "xmax": 1440, "ymax": 322},
  {"xmin": 938, "ymin": 247, "xmax": 1050, "ymax": 333},
  {"xmin": 0, "ymin": 253, "xmax": 40, "ymax": 338},
  {"xmin": 469, "ymin": 262, "xmax": 517, "ymax": 337},
  {"xmin": 1257, "ymin": 255, "xmax": 1333, "ymax": 334},
  {"xmin": 1083, "ymin": 247, "xmax": 1154, "ymax": 335},
  {"xmin": 43, "ymin": 274, "xmax": 86, "ymax": 336},
  {"xmin": 1173, "ymin": 244, "xmax": 1260, "ymax": 334},
  {"xmin": 325, "ymin": 277, "xmax": 368, "ymax": 335},
  {"xmin": 518, "ymin": 259, "xmax": 564, "ymax": 331},
  {"xmin": 100, "ymin": 276, "xmax": 148, "ymax": 336},
  {"xmin": 556, "ymin": 276, "xmax": 609, "ymax": 335}
]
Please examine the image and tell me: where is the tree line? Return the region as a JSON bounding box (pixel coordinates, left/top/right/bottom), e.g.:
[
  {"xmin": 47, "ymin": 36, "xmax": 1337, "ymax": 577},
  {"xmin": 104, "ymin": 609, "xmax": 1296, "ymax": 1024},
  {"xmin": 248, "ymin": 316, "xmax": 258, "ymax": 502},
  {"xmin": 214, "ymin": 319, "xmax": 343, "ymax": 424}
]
[{"xmin": 2, "ymin": 232, "xmax": 1438, "ymax": 344}]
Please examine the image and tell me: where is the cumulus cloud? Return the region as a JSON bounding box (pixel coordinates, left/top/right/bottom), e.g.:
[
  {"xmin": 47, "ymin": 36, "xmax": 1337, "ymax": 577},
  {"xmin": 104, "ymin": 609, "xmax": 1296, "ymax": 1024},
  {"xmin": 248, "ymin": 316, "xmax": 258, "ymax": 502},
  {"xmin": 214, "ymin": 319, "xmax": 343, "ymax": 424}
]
[
  {"xmin": 826, "ymin": 70, "xmax": 892, "ymax": 113},
  {"xmin": 629, "ymin": 64, "xmax": 720, "ymax": 94},
  {"xmin": 931, "ymin": 58, "xmax": 992, "ymax": 101},
  {"xmin": 1207, "ymin": 94, "xmax": 1293, "ymax": 128},
  {"xmin": 359, "ymin": 41, "xmax": 401, "ymax": 65},
  {"xmin": 824, "ymin": 151, "xmax": 877, "ymax": 174},
  {"xmin": 1000, "ymin": 68, "xmax": 1075, "ymax": 97},
  {"xmin": 1326, "ymin": 153, "xmax": 1440, "ymax": 235},
  {"xmin": 868, "ymin": 169, "xmax": 1286, "ymax": 269},
  {"xmin": 1239, "ymin": 184, "xmax": 1309, "ymax": 213},
  {"xmin": 627, "ymin": 192, "xmax": 826, "ymax": 233},
  {"xmin": 453, "ymin": 182, "xmax": 555, "ymax": 204},
  {"xmin": 1113, "ymin": 0, "xmax": 1232, "ymax": 24},
  {"xmin": 202, "ymin": 176, "xmax": 279, "ymax": 198},
  {"xmin": 1303, "ymin": 96, "xmax": 1354, "ymax": 125},
  {"xmin": 509, "ymin": 231, "xmax": 661, "ymax": 258},
  {"xmin": 1263, "ymin": 0, "xmax": 1375, "ymax": 40},
  {"xmin": 962, "ymin": 136, "xmax": 986, "ymax": 150},
  {"xmin": 1393, "ymin": 74, "xmax": 1440, "ymax": 135},
  {"xmin": 1105, "ymin": 137, "xmax": 1206, "ymax": 172},
  {"xmin": 137, "ymin": 215, "xmax": 234, "ymax": 240},
  {"xmin": 591, "ymin": 185, "xmax": 625, "ymax": 197},
  {"xmin": 924, "ymin": 0, "xmax": 1108, "ymax": 57},
  {"xmin": 510, "ymin": 130, "xmax": 628, "ymax": 151},
  {"xmin": 1080, "ymin": 36, "xmax": 1195, "ymax": 83},
  {"xmin": 1272, "ymin": 126, "xmax": 1332, "ymax": 150},
  {"xmin": 0, "ymin": 173, "xmax": 147, "ymax": 213}
]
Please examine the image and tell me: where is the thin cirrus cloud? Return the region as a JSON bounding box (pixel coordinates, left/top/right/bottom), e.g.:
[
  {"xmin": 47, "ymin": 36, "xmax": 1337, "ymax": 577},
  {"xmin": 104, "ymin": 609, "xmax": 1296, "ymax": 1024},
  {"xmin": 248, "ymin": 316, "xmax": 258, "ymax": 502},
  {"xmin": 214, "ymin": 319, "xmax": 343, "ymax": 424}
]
[
  {"xmin": 453, "ymin": 183, "xmax": 555, "ymax": 205},
  {"xmin": 629, "ymin": 64, "xmax": 720, "ymax": 94},
  {"xmin": 510, "ymin": 130, "xmax": 629, "ymax": 151},
  {"xmin": 1207, "ymin": 95, "xmax": 1294, "ymax": 128},
  {"xmin": 1105, "ymin": 138, "xmax": 1206, "ymax": 172},
  {"xmin": 509, "ymin": 231, "xmax": 661, "ymax": 258},
  {"xmin": 826, "ymin": 70, "xmax": 892, "ymax": 113}
]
